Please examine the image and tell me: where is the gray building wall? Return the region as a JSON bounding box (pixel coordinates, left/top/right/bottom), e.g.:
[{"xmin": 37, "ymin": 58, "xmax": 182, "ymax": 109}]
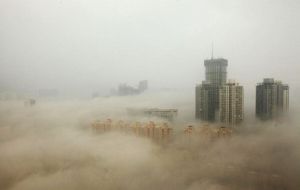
[
  {"xmin": 256, "ymin": 78, "xmax": 289, "ymax": 120},
  {"xmin": 204, "ymin": 58, "xmax": 228, "ymax": 86},
  {"xmin": 195, "ymin": 82, "xmax": 219, "ymax": 121},
  {"xmin": 195, "ymin": 58, "xmax": 228, "ymax": 121}
]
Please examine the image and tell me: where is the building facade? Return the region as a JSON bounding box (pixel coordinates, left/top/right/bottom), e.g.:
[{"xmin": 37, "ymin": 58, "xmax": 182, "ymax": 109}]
[
  {"xmin": 195, "ymin": 82, "xmax": 218, "ymax": 121},
  {"xmin": 195, "ymin": 58, "xmax": 228, "ymax": 121},
  {"xmin": 127, "ymin": 108, "xmax": 178, "ymax": 121},
  {"xmin": 219, "ymin": 81, "xmax": 244, "ymax": 125},
  {"xmin": 256, "ymin": 78, "xmax": 289, "ymax": 120},
  {"xmin": 204, "ymin": 58, "xmax": 228, "ymax": 86}
]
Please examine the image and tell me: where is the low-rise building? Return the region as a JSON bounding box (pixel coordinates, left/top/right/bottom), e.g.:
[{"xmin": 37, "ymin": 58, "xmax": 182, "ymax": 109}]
[{"xmin": 127, "ymin": 108, "xmax": 178, "ymax": 121}]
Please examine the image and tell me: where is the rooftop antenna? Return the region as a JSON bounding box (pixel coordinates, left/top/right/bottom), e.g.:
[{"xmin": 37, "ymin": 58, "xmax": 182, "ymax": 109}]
[{"xmin": 211, "ymin": 42, "xmax": 214, "ymax": 59}]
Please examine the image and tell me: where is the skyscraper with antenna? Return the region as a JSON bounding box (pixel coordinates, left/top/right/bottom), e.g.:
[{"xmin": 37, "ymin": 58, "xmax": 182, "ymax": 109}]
[{"xmin": 195, "ymin": 51, "xmax": 228, "ymax": 121}]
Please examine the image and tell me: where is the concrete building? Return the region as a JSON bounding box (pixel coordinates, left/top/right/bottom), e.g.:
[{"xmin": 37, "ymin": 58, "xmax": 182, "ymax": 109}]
[
  {"xmin": 91, "ymin": 120, "xmax": 172, "ymax": 143},
  {"xmin": 256, "ymin": 78, "xmax": 289, "ymax": 120},
  {"xmin": 195, "ymin": 58, "xmax": 228, "ymax": 121},
  {"xmin": 204, "ymin": 58, "xmax": 228, "ymax": 86},
  {"xmin": 219, "ymin": 80, "xmax": 244, "ymax": 125},
  {"xmin": 184, "ymin": 124, "xmax": 233, "ymax": 140},
  {"xmin": 114, "ymin": 80, "xmax": 148, "ymax": 96},
  {"xmin": 127, "ymin": 108, "xmax": 178, "ymax": 121},
  {"xmin": 195, "ymin": 82, "xmax": 218, "ymax": 121}
]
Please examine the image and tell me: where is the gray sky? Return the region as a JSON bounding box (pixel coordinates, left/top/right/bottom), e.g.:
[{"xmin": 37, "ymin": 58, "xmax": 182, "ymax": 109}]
[{"xmin": 0, "ymin": 0, "xmax": 299, "ymax": 97}]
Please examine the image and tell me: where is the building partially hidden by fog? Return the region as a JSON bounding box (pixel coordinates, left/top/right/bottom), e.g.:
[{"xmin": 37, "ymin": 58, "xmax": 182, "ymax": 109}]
[
  {"xmin": 195, "ymin": 58, "xmax": 228, "ymax": 121},
  {"xmin": 24, "ymin": 98, "xmax": 36, "ymax": 107},
  {"xmin": 112, "ymin": 80, "xmax": 148, "ymax": 96},
  {"xmin": 127, "ymin": 108, "xmax": 178, "ymax": 121},
  {"xmin": 195, "ymin": 82, "xmax": 217, "ymax": 121},
  {"xmin": 138, "ymin": 80, "xmax": 148, "ymax": 92},
  {"xmin": 91, "ymin": 119, "xmax": 172, "ymax": 144},
  {"xmin": 256, "ymin": 78, "xmax": 289, "ymax": 120},
  {"xmin": 219, "ymin": 80, "xmax": 244, "ymax": 125}
]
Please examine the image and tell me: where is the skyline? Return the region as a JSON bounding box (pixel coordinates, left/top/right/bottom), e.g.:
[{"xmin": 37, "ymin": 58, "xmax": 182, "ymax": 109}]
[
  {"xmin": 1, "ymin": 1, "xmax": 300, "ymax": 189},
  {"xmin": 0, "ymin": 0, "xmax": 299, "ymax": 100}
]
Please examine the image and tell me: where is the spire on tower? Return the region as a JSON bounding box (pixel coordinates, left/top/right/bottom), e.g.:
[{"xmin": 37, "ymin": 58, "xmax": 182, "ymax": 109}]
[{"xmin": 211, "ymin": 42, "xmax": 214, "ymax": 59}]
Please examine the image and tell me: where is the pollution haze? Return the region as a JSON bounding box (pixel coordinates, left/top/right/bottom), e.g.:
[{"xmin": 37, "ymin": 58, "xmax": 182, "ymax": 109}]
[
  {"xmin": 1, "ymin": 97, "xmax": 300, "ymax": 190},
  {"xmin": 1, "ymin": 0, "xmax": 300, "ymax": 98},
  {"xmin": 1, "ymin": 0, "xmax": 300, "ymax": 190}
]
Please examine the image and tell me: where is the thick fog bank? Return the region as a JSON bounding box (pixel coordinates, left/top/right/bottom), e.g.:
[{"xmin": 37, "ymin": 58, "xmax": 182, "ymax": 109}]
[{"xmin": 0, "ymin": 98, "xmax": 300, "ymax": 190}]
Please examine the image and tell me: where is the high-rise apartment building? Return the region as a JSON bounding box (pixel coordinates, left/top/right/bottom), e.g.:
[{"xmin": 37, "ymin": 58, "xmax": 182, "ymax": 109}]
[
  {"xmin": 195, "ymin": 82, "xmax": 218, "ymax": 121},
  {"xmin": 256, "ymin": 78, "xmax": 289, "ymax": 120},
  {"xmin": 195, "ymin": 58, "xmax": 228, "ymax": 121},
  {"xmin": 219, "ymin": 80, "xmax": 244, "ymax": 125}
]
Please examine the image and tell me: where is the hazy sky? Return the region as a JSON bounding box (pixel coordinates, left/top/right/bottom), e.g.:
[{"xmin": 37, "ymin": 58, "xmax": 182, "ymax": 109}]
[
  {"xmin": 0, "ymin": 0, "xmax": 299, "ymax": 97},
  {"xmin": 1, "ymin": 2, "xmax": 300, "ymax": 188}
]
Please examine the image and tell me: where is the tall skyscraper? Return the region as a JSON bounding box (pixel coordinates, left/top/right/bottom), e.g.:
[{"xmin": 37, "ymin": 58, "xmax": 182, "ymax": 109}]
[
  {"xmin": 195, "ymin": 58, "xmax": 228, "ymax": 121},
  {"xmin": 256, "ymin": 78, "xmax": 289, "ymax": 120},
  {"xmin": 219, "ymin": 80, "xmax": 244, "ymax": 125}
]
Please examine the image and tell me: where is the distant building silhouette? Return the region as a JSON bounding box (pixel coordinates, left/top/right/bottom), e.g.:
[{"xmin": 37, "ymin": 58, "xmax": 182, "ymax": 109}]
[
  {"xmin": 24, "ymin": 99, "xmax": 36, "ymax": 107},
  {"xmin": 113, "ymin": 80, "xmax": 148, "ymax": 96},
  {"xmin": 138, "ymin": 80, "xmax": 148, "ymax": 92},
  {"xmin": 118, "ymin": 83, "xmax": 139, "ymax": 95},
  {"xmin": 256, "ymin": 78, "xmax": 289, "ymax": 120}
]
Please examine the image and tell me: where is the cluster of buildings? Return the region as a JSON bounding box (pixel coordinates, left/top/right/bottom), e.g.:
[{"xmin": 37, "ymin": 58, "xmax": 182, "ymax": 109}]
[
  {"xmin": 111, "ymin": 80, "xmax": 148, "ymax": 96},
  {"xmin": 195, "ymin": 58, "xmax": 244, "ymax": 126},
  {"xmin": 195, "ymin": 57, "xmax": 289, "ymax": 126},
  {"xmin": 91, "ymin": 119, "xmax": 172, "ymax": 143},
  {"xmin": 91, "ymin": 119, "xmax": 233, "ymax": 143}
]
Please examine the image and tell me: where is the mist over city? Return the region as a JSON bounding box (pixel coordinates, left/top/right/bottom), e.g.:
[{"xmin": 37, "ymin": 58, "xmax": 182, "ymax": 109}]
[{"xmin": 1, "ymin": 0, "xmax": 300, "ymax": 190}]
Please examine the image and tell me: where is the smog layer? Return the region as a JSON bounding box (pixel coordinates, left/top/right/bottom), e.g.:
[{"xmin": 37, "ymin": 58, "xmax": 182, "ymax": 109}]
[{"xmin": 1, "ymin": 95, "xmax": 300, "ymax": 190}]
